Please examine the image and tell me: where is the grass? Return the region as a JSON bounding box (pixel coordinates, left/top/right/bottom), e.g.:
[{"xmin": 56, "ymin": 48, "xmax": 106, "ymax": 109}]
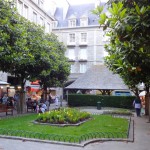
[
  {"xmin": 0, "ymin": 114, "xmax": 129, "ymax": 140},
  {"xmin": 103, "ymin": 108, "xmax": 133, "ymax": 116}
]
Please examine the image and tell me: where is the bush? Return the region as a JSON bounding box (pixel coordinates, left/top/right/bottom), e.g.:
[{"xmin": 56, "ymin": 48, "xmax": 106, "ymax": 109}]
[
  {"xmin": 68, "ymin": 94, "xmax": 135, "ymax": 109},
  {"xmin": 36, "ymin": 108, "xmax": 91, "ymax": 124}
]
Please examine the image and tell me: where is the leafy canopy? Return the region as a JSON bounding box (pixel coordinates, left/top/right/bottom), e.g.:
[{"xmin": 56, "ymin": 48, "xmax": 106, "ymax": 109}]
[{"xmin": 93, "ymin": 0, "xmax": 150, "ymax": 93}]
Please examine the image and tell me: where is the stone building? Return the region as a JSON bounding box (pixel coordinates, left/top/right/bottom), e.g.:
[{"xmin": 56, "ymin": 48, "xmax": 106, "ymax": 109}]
[{"xmin": 51, "ymin": 0, "xmax": 108, "ymax": 83}]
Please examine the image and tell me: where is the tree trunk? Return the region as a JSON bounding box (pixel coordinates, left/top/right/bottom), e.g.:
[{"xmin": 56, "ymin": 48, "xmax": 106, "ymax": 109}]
[
  {"xmin": 16, "ymin": 96, "xmax": 21, "ymax": 114},
  {"xmin": 19, "ymin": 90, "xmax": 26, "ymax": 114},
  {"xmin": 18, "ymin": 80, "xmax": 26, "ymax": 114},
  {"xmin": 43, "ymin": 85, "xmax": 47, "ymax": 101},
  {"xmin": 145, "ymin": 94, "xmax": 149, "ymax": 115},
  {"xmin": 146, "ymin": 93, "xmax": 150, "ymax": 122}
]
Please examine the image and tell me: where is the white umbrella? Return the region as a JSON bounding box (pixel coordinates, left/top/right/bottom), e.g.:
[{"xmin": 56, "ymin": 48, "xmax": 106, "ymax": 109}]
[{"xmin": 139, "ymin": 91, "xmax": 146, "ymax": 96}]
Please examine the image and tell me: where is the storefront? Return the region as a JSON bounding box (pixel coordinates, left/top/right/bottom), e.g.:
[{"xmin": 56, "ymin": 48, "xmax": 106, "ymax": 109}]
[{"xmin": 0, "ymin": 81, "xmax": 10, "ymax": 98}]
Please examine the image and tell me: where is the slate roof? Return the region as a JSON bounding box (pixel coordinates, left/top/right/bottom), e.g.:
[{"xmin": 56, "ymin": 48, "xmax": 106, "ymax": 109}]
[
  {"xmin": 65, "ymin": 65, "xmax": 129, "ymax": 90},
  {"xmin": 54, "ymin": 3, "xmax": 106, "ymax": 27}
]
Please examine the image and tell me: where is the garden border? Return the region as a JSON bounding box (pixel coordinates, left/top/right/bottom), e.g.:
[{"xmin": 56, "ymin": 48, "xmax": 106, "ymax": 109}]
[{"xmin": 0, "ymin": 115, "xmax": 134, "ymax": 147}]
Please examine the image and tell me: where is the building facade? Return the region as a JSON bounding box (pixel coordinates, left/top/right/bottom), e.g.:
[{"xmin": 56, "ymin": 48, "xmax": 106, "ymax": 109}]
[
  {"xmin": 15, "ymin": 0, "xmax": 55, "ymax": 33},
  {"xmin": 52, "ymin": 1, "xmax": 108, "ymax": 82}
]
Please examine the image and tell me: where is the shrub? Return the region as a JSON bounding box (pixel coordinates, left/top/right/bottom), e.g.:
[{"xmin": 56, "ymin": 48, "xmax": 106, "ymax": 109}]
[
  {"xmin": 68, "ymin": 94, "xmax": 135, "ymax": 109},
  {"xmin": 36, "ymin": 108, "xmax": 91, "ymax": 124}
]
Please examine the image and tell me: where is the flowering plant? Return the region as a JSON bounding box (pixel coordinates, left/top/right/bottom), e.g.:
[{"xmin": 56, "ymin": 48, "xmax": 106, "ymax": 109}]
[{"xmin": 36, "ymin": 108, "xmax": 91, "ymax": 124}]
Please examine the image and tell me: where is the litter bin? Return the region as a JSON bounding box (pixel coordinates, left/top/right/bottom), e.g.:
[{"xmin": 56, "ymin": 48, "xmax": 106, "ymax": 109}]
[{"xmin": 97, "ymin": 101, "xmax": 101, "ymax": 110}]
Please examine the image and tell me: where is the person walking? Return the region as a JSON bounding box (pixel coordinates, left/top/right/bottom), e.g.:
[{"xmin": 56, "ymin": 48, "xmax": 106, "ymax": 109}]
[
  {"xmin": 55, "ymin": 95, "xmax": 59, "ymax": 108},
  {"xmin": 133, "ymin": 96, "xmax": 142, "ymax": 117}
]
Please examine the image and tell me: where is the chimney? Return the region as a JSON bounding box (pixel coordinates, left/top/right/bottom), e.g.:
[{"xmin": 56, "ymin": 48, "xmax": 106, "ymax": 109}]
[{"xmin": 63, "ymin": 0, "xmax": 70, "ymax": 20}]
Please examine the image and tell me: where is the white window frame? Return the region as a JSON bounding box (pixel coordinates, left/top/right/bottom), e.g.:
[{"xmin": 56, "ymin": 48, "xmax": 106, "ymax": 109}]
[
  {"xmin": 33, "ymin": 12, "xmax": 37, "ymax": 24},
  {"xmin": 39, "ymin": 17, "xmax": 44, "ymax": 26},
  {"xmin": 33, "ymin": 0, "xmax": 38, "ymax": 4},
  {"xmin": 39, "ymin": 0, "xmax": 44, "ymax": 7},
  {"xmin": 69, "ymin": 33, "xmax": 75, "ymax": 43},
  {"xmin": 80, "ymin": 63, "xmax": 87, "ymax": 73},
  {"xmin": 69, "ymin": 19, "xmax": 76, "ymax": 27},
  {"xmin": 23, "ymin": 5, "xmax": 28, "ymax": 19},
  {"xmin": 67, "ymin": 49, "xmax": 75, "ymax": 60},
  {"xmin": 70, "ymin": 64, "xmax": 75, "ymax": 73},
  {"xmin": 80, "ymin": 33, "xmax": 87, "ymax": 43},
  {"xmin": 79, "ymin": 48, "xmax": 87, "ymax": 60},
  {"xmin": 52, "ymin": 21, "xmax": 58, "ymax": 29},
  {"xmin": 18, "ymin": 0, "xmax": 23, "ymax": 16},
  {"xmin": 45, "ymin": 22, "xmax": 50, "ymax": 33},
  {"xmin": 80, "ymin": 18, "xmax": 88, "ymax": 26}
]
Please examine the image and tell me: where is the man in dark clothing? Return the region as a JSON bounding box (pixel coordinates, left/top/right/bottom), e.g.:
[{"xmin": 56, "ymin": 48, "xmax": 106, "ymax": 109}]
[{"xmin": 133, "ymin": 97, "xmax": 142, "ymax": 117}]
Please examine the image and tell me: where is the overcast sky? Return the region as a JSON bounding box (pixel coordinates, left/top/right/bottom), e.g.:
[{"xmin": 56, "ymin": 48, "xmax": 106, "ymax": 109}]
[{"xmin": 45, "ymin": 0, "xmax": 108, "ymax": 7}]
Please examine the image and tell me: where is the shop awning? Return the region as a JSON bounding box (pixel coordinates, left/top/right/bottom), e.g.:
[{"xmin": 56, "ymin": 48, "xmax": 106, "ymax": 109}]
[{"xmin": 0, "ymin": 80, "xmax": 10, "ymax": 85}]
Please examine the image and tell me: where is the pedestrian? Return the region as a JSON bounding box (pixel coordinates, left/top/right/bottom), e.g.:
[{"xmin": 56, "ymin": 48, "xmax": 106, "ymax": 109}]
[
  {"xmin": 2, "ymin": 94, "xmax": 8, "ymax": 104},
  {"xmin": 133, "ymin": 96, "xmax": 142, "ymax": 117},
  {"xmin": 55, "ymin": 95, "xmax": 59, "ymax": 107},
  {"xmin": 13, "ymin": 91, "xmax": 20, "ymax": 110},
  {"xmin": 39, "ymin": 102, "xmax": 47, "ymax": 113}
]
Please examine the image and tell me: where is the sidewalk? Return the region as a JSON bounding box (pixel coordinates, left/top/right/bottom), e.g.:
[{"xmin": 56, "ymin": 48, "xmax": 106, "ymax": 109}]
[{"xmin": 0, "ymin": 101, "xmax": 150, "ymax": 150}]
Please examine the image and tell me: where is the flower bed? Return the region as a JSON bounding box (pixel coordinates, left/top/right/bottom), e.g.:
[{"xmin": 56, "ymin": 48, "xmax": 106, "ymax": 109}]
[{"xmin": 36, "ymin": 108, "xmax": 91, "ymax": 124}]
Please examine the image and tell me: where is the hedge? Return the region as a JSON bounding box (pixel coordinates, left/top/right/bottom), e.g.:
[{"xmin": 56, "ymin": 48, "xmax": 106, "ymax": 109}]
[{"xmin": 68, "ymin": 94, "xmax": 136, "ymax": 109}]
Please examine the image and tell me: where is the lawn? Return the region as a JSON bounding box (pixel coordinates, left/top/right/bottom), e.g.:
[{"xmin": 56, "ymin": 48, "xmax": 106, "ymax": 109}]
[{"xmin": 0, "ymin": 114, "xmax": 129, "ymax": 143}]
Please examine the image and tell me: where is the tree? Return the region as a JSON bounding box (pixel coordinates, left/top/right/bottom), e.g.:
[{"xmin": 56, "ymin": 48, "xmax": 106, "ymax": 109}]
[
  {"xmin": 37, "ymin": 34, "xmax": 70, "ymax": 100},
  {"xmin": 0, "ymin": 0, "xmax": 70, "ymax": 113},
  {"xmin": 93, "ymin": 0, "xmax": 150, "ymax": 116}
]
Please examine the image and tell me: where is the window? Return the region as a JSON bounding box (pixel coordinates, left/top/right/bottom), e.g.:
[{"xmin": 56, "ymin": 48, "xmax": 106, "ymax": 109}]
[
  {"xmin": 69, "ymin": 19, "xmax": 76, "ymax": 27},
  {"xmin": 39, "ymin": 0, "xmax": 44, "ymax": 8},
  {"xmin": 79, "ymin": 49, "xmax": 87, "ymax": 60},
  {"xmin": 67, "ymin": 49, "xmax": 75, "ymax": 60},
  {"xmin": 52, "ymin": 21, "xmax": 58, "ymax": 29},
  {"xmin": 39, "ymin": 17, "xmax": 44, "ymax": 26},
  {"xmin": 80, "ymin": 18, "xmax": 88, "ymax": 26},
  {"xmin": 18, "ymin": 0, "xmax": 23, "ymax": 15},
  {"xmin": 80, "ymin": 63, "xmax": 87, "ymax": 73},
  {"xmin": 33, "ymin": 12, "xmax": 37, "ymax": 24},
  {"xmin": 70, "ymin": 64, "xmax": 75, "ymax": 73},
  {"xmin": 24, "ymin": 5, "xmax": 28, "ymax": 19},
  {"xmin": 69, "ymin": 33, "xmax": 75, "ymax": 43},
  {"xmin": 80, "ymin": 33, "xmax": 87, "ymax": 43},
  {"xmin": 45, "ymin": 23, "xmax": 50, "ymax": 33},
  {"xmin": 33, "ymin": 0, "xmax": 38, "ymax": 4}
]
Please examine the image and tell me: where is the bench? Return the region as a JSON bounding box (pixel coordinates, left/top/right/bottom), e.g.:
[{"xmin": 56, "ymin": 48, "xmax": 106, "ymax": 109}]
[
  {"xmin": 0, "ymin": 104, "xmax": 14, "ymax": 116},
  {"xmin": 26, "ymin": 101, "xmax": 36, "ymax": 112}
]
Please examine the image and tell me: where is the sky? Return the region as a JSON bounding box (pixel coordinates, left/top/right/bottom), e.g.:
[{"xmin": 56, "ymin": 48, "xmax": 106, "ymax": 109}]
[
  {"xmin": 45, "ymin": 0, "xmax": 108, "ymax": 7},
  {"xmin": 65, "ymin": 0, "xmax": 107, "ymax": 5}
]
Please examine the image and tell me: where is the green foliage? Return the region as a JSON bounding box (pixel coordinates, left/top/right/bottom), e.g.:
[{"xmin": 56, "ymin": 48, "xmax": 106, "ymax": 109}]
[
  {"xmin": 103, "ymin": 109, "xmax": 133, "ymax": 116},
  {"xmin": 36, "ymin": 108, "xmax": 91, "ymax": 124},
  {"xmin": 0, "ymin": 114, "xmax": 129, "ymax": 139},
  {"xmin": 0, "ymin": 0, "xmax": 70, "ymax": 113},
  {"xmin": 68, "ymin": 94, "xmax": 135, "ymax": 109},
  {"xmin": 93, "ymin": 0, "xmax": 150, "ymax": 94},
  {"xmin": 38, "ymin": 34, "xmax": 70, "ymax": 88}
]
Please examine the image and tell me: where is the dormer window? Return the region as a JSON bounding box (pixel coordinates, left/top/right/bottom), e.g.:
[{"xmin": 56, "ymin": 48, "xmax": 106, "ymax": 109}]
[
  {"xmin": 69, "ymin": 19, "xmax": 76, "ymax": 27},
  {"xmin": 80, "ymin": 18, "xmax": 88, "ymax": 26},
  {"xmin": 80, "ymin": 15, "xmax": 88, "ymax": 27},
  {"xmin": 68, "ymin": 14, "xmax": 77, "ymax": 27}
]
